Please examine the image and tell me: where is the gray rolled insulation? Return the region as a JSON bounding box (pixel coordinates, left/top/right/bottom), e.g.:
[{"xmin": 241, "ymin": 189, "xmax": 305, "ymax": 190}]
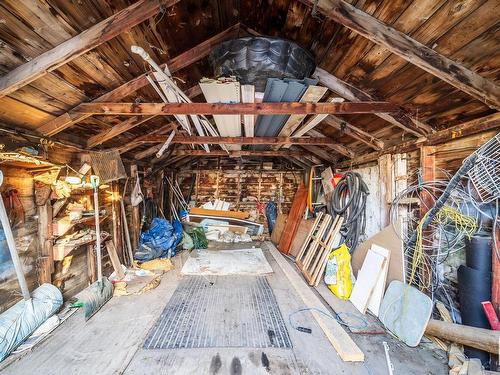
[
  {"xmin": 0, "ymin": 283, "xmax": 63, "ymax": 362},
  {"xmin": 465, "ymin": 235, "xmax": 492, "ymax": 273}
]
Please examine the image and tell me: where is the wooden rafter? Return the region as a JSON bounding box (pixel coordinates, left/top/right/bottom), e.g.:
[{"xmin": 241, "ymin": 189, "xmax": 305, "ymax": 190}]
[
  {"xmin": 323, "ymin": 116, "xmax": 384, "ymax": 150},
  {"xmin": 136, "ymin": 135, "xmax": 342, "ymax": 145},
  {"xmin": 306, "ymin": 0, "xmax": 500, "ymax": 109},
  {"xmin": 36, "ymin": 23, "xmax": 240, "ymax": 136},
  {"xmin": 117, "ymin": 123, "xmax": 176, "ymax": 154},
  {"xmin": 0, "ymin": 0, "xmax": 180, "ymax": 98},
  {"xmin": 72, "ymin": 102, "xmax": 398, "ymax": 115},
  {"xmin": 313, "ymin": 68, "xmax": 433, "ymax": 136},
  {"xmin": 170, "ymin": 150, "xmax": 307, "ymax": 157},
  {"xmin": 301, "ymin": 145, "xmax": 339, "ymax": 163},
  {"xmin": 306, "ymin": 129, "xmax": 354, "ymax": 157},
  {"xmin": 87, "ymin": 86, "xmax": 201, "ymax": 148}
]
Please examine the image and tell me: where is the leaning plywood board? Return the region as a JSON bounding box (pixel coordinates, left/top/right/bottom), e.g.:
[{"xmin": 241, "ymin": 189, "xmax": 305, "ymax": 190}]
[
  {"xmin": 352, "ymin": 225, "xmax": 405, "ymax": 288},
  {"xmin": 349, "ymin": 249, "xmax": 385, "ymax": 314},
  {"xmin": 267, "ymin": 242, "xmax": 364, "ymax": 362},
  {"xmin": 289, "ymin": 219, "xmax": 315, "ymax": 257},
  {"xmin": 271, "ymin": 213, "xmax": 288, "ymax": 245},
  {"xmin": 367, "ymin": 244, "xmax": 390, "ymax": 317}
]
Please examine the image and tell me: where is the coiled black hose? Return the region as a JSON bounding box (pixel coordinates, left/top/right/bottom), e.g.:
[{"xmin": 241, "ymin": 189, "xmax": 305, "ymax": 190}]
[{"xmin": 330, "ymin": 172, "xmax": 369, "ymax": 253}]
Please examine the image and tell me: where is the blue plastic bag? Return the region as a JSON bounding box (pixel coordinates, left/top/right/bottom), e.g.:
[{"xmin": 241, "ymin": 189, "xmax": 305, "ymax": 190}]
[
  {"xmin": 265, "ymin": 201, "xmax": 277, "ymax": 234},
  {"xmin": 135, "ymin": 218, "xmax": 182, "ymax": 261}
]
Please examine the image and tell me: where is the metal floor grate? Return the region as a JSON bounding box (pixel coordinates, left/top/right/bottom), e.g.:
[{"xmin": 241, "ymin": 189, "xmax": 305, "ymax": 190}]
[{"xmin": 144, "ymin": 276, "xmax": 292, "ymax": 349}]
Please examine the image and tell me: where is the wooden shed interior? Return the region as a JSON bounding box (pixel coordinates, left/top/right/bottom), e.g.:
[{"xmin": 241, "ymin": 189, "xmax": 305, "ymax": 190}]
[{"xmin": 0, "ymin": 0, "xmax": 498, "ymax": 374}]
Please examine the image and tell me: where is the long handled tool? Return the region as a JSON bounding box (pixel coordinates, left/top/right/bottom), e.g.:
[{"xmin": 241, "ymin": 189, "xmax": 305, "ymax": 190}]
[{"xmin": 74, "ymin": 175, "xmax": 113, "ymax": 320}]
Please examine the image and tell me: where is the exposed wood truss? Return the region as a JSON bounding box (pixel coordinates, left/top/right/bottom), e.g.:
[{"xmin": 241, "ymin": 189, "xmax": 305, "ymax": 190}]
[
  {"xmin": 313, "ymin": 68, "xmax": 433, "ymax": 137},
  {"xmin": 134, "ymin": 136, "xmax": 340, "ymax": 145},
  {"xmin": 306, "ymin": 0, "xmax": 500, "ymax": 109},
  {"xmin": 72, "ymin": 102, "xmax": 398, "ymax": 115},
  {"xmin": 0, "ymin": 0, "xmax": 180, "ymax": 98},
  {"xmin": 170, "ymin": 150, "xmax": 307, "ymax": 157},
  {"xmin": 323, "ymin": 116, "xmax": 384, "ymax": 150},
  {"xmin": 338, "ymin": 113, "xmax": 500, "ymax": 167},
  {"xmin": 87, "ymin": 86, "xmax": 201, "ymax": 148},
  {"xmin": 36, "ymin": 24, "xmax": 240, "ymax": 136}
]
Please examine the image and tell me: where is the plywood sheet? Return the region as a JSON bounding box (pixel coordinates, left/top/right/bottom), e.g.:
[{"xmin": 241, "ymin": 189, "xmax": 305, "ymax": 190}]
[
  {"xmin": 271, "ymin": 213, "xmax": 288, "ymax": 245},
  {"xmin": 349, "ymin": 249, "xmax": 385, "ymax": 314},
  {"xmin": 366, "ymin": 244, "xmax": 390, "ymax": 317},
  {"xmin": 278, "ymin": 183, "xmax": 307, "ymax": 254},
  {"xmin": 289, "ymin": 219, "xmax": 315, "ymax": 257},
  {"xmin": 352, "ymin": 225, "xmax": 405, "ymax": 288},
  {"xmin": 181, "ymin": 248, "xmax": 273, "ymax": 276}
]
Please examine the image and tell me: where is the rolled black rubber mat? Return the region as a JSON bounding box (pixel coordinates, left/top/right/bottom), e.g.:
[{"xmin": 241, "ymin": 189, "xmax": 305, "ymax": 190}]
[
  {"xmin": 465, "ymin": 235, "xmax": 492, "ymax": 273},
  {"xmin": 457, "ymin": 265, "xmax": 492, "ymax": 367}
]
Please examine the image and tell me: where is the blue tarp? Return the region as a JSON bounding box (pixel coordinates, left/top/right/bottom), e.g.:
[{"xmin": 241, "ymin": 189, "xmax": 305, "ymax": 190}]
[
  {"xmin": 134, "ymin": 218, "xmax": 183, "ymax": 261},
  {"xmin": 265, "ymin": 201, "xmax": 277, "ymax": 234}
]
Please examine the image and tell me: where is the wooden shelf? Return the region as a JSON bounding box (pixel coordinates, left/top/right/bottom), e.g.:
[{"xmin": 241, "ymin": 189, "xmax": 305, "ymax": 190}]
[
  {"xmin": 53, "ymin": 232, "xmax": 110, "ymax": 261},
  {"xmin": 53, "ymin": 214, "xmax": 108, "ymax": 237}
]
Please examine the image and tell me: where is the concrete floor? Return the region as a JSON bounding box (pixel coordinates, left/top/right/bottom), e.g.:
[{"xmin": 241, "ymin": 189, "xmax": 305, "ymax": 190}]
[{"xmin": 0, "ymin": 241, "xmax": 448, "ymax": 374}]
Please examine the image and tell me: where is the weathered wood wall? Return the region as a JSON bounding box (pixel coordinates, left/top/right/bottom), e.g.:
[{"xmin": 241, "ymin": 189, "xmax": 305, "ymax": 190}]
[{"xmin": 0, "ymin": 166, "xmax": 38, "ymax": 313}]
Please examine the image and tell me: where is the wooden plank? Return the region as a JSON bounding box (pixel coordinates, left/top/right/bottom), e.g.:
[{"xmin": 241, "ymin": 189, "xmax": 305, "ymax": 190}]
[
  {"xmin": 267, "ymin": 242, "xmax": 365, "ymax": 362},
  {"xmin": 278, "ymin": 182, "xmax": 308, "ymax": 254},
  {"xmin": 0, "ymin": 0, "xmax": 180, "ymax": 98},
  {"xmin": 313, "ymin": 67, "xmax": 433, "ymax": 136},
  {"xmin": 36, "ymin": 24, "xmax": 241, "ymax": 136},
  {"xmin": 277, "ymin": 85, "xmax": 328, "ymax": 138},
  {"xmin": 289, "ymin": 219, "xmax": 315, "ymax": 257},
  {"xmin": 307, "ymin": 0, "xmax": 500, "ymax": 109},
  {"xmin": 138, "ymin": 136, "xmax": 339, "ymax": 145},
  {"xmin": 351, "ymin": 225, "xmax": 405, "ymax": 289},
  {"xmin": 270, "ymin": 213, "xmax": 288, "ymax": 245},
  {"xmin": 349, "ymin": 249, "xmax": 385, "ymax": 314},
  {"xmin": 71, "ymin": 102, "xmax": 399, "ymax": 115},
  {"xmin": 189, "ymin": 207, "xmax": 249, "ymax": 220},
  {"xmin": 366, "ymin": 245, "xmax": 390, "ymax": 317},
  {"xmin": 105, "ymin": 241, "xmax": 125, "ymax": 280}
]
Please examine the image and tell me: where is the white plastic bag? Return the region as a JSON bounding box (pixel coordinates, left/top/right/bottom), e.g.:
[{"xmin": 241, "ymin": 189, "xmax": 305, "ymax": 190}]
[{"xmin": 131, "ymin": 176, "xmax": 143, "ymax": 207}]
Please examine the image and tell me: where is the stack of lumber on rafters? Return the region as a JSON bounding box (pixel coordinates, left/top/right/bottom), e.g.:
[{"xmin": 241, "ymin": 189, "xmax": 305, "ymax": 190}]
[{"xmin": 295, "ymin": 212, "xmax": 344, "ymax": 286}]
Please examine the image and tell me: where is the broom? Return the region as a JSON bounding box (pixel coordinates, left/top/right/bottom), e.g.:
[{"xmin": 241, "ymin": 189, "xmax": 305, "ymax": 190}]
[{"xmin": 73, "ymin": 175, "xmax": 113, "ymax": 320}]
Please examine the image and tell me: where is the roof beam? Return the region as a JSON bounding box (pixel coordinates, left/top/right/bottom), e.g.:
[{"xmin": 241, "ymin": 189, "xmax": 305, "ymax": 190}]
[
  {"xmin": 313, "ymin": 68, "xmax": 432, "ymax": 136},
  {"xmin": 323, "ymin": 116, "xmax": 384, "ymax": 150},
  {"xmin": 0, "ymin": 0, "xmax": 180, "ymax": 98},
  {"xmin": 301, "ymin": 145, "xmax": 338, "ymax": 164},
  {"xmin": 87, "ymin": 86, "xmax": 201, "ymax": 148},
  {"xmin": 36, "ymin": 23, "xmax": 240, "ymax": 136},
  {"xmin": 72, "ymin": 102, "xmax": 398, "ymax": 115},
  {"xmin": 138, "ymin": 135, "xmax": 341, "ymax": 145},
  {"xmin": 117, "ymin": 123, "xmax": 176, "ymax": 154},
  {"xmin": 306, "ymin": 129, "xmax": 354, "ymax": 157},
  {"xmin": 170, "ymin": 150, "xmax": 306, "ymax": 157},
  {"xmin": 306, "ymin": 0, "xmax": 500, "ymax": 109}
]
